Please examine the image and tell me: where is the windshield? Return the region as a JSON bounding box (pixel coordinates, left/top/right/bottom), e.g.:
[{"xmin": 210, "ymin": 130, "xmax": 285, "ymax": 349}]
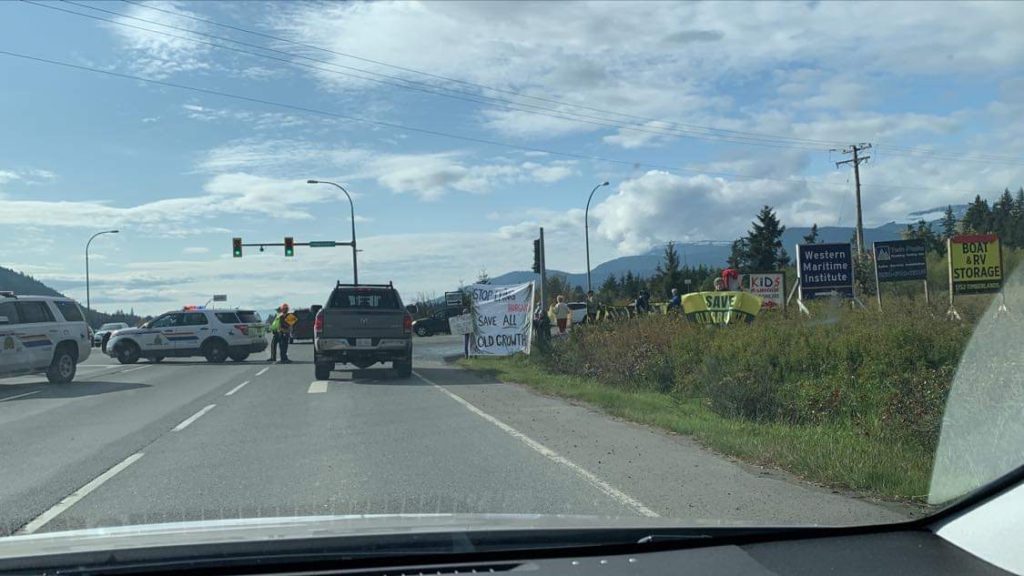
[{"xmin": 2, "ymin": 0, "xmax": 1024, "ymax": 559}]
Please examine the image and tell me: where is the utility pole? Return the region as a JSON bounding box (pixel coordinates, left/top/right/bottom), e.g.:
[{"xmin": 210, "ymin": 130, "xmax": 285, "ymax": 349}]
[
  {"xmin": 836, "ymin": 143, "xmax": 871, "ymax": 255},
  {"xmin": 538, "ymin": 227, "xmax": 547, "ymax": 313}
]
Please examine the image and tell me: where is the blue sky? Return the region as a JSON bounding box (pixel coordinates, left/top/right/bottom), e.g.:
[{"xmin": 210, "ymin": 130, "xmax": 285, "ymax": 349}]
[{"xmin": 1, "ymin": 1, "xmax": 1022, "ymax": 315}]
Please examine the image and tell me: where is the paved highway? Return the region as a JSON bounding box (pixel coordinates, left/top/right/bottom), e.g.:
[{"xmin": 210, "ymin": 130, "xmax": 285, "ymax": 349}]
[{"xmin": 0, "ymin": 335, "xmax": 912, "ymax": 535}]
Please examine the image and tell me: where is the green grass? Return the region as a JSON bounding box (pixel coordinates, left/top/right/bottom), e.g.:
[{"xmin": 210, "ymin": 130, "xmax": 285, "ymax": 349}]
[{"xmin": 461, "ymin": 354, "xmax": 934, "ymax": 502}]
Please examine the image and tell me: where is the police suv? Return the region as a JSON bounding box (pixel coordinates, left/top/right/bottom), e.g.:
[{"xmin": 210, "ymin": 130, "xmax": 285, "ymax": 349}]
[
  {"xmin": 105, "ymin": 307, "xmax": 267, "ymax": 364},
  {"xmin": 0, "ymin": 292, "xmax": 92, "ymax": 383}
]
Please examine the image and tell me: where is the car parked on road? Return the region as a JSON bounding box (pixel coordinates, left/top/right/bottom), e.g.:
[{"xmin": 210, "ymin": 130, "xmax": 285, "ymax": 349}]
[
  {"xmin": 411, "ymin": 309, "xmax": 453, "ymax": 337},
  {"xmin": 0, "ymin": 291, "xmax": 91, "ymax": 383},
  {"xmin": 105, "ymin": 306, "xmax": 266, "ymax": 364},
  {"xmin": 567, "ymin": 302, "xmax": 589, "ymax": 326},
  {"xmin": 288, "ymin": 307, "xmax": 319, "ymax": 343},
  {"xmin": 314, "ymin": 282, "xmax": 415, "ymax": 379},
  {"xmin": 92, "ymin": 322, "xmax": 129, "ymax": 347}
]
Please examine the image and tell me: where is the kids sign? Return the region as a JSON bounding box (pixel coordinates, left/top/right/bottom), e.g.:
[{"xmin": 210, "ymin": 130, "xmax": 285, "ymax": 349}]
[
  {"xmin": 948, "ymin": 234, "xmax": 1003, "ymax": 295},
  {"xmin": 747, "ymin": 273, "xmax": 785, "ymax": 310}
]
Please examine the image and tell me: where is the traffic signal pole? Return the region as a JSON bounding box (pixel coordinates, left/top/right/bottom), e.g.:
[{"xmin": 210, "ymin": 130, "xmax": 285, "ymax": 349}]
[{"xmin": 539, "ymin": 227, "xmax": 547, "ymax": 313}]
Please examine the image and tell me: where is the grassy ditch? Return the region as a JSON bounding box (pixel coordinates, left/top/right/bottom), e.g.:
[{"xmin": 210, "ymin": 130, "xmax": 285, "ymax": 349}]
[{"xmin": 461, "ymin": 296, "xmax": 1002, "ymax": 502}]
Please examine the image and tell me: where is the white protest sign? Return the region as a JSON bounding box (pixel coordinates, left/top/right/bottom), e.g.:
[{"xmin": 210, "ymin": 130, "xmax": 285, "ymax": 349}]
[
  {"xmin": 448, "ymin": 313, "xmax": 473, "ymax": 335},
  {"xmin": 470, "ymin": 282, "xmax": 535, "ymax": 356},
  {"xmin": 748, "ymin": 272, "xmax": 785, "ymax": 311}
]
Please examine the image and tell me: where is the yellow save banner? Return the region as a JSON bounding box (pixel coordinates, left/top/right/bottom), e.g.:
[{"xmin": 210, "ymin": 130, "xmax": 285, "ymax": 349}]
[
  {"xmin": 948, "ymin": 234, "xmax": 1003, "ymax": 295},
  {"xmin": 681, "ymin": 291, "xmax": 763, "ymax": 325}
]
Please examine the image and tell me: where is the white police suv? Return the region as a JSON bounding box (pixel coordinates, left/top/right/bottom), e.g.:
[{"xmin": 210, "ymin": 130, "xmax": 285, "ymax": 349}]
[
  {"xmin": 0, "ymin": 292, "xmax": 92, "ymax": 383},
  {"xmin": 105, "ymin": 306, "xmax": 267, "ymax": 364}
]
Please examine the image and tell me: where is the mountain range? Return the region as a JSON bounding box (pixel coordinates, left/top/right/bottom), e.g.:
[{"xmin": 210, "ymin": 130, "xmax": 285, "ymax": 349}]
[{"xmin": 489, "ymin": 222, "xmax": 911, "ymax": 288}]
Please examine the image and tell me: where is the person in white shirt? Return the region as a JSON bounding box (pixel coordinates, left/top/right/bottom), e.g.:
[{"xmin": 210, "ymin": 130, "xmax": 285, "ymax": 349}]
[{"xmin": 552, "ymin": 295, "xmax": 571, "ymax": 334}]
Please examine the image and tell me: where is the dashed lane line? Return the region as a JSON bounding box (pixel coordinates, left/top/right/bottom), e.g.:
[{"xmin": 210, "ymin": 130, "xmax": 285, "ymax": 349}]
[{"xmin": 172, "ymin": 404, "xmax": 216, "ymax": 432}]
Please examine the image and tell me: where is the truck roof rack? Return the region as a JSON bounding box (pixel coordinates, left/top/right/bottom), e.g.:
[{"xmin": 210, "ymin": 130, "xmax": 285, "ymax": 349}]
[{"xmin": 335, "ymin": 281, "xmax": 394, "ymax": 288}]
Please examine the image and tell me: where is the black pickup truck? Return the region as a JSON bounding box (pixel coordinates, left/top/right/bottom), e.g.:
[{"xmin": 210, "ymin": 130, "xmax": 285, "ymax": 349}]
[{"xmin": 313, "ymin": 282, "xmax": 415, "ymax": 379}]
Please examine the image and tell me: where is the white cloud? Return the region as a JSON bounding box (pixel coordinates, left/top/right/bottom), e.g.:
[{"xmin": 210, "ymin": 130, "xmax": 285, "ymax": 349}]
[
  {"xmin": 183, "ymin": 246, "xmax": 210, "ymax": 254},
  {"xmin": 106, "ymin": 1, "xmax": 211, "ymax": 79}
]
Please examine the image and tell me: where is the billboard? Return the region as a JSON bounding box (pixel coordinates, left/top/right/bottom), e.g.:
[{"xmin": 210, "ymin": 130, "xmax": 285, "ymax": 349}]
[
  {"xmin": 469, "ymin": 283, "xmax": 535, "ymax": 355},
  {"xmin": 748, "ymin": 272, "xmax": 785, "ymax": 310},
  {"xmin": 797, "ymin": 243, "xmax": 854, "ymax": 299},
  {"xmin": 948, "ymin": 234, "xmax": 1003, "ymax": 295},
  {"xmin": 874, "ymin": 240, "xmax": 928, "ymax": 282}
]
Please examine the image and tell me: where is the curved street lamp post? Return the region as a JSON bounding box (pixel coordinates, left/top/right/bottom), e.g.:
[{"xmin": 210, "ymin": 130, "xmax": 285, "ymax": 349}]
[
  {"xmin": 85, "ymin": 229, "xmax": 119, "ymax": 320},
  {"xmin": 584, "ymin": 181, "xmax": 610, "ymax": 294},
  {"xmin": 307, "ymin": 180, "xmax": 358, "ymax": 284}
]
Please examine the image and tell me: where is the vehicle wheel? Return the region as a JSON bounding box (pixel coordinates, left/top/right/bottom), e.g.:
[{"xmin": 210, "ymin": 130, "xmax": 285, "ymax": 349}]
[
  {"xmin": 150, "ymin": 356, "xmax": 164, "ymax": 363},
  {"xmin": 229, "ymin": 352, "xmax": 250, "ymax": 362},
  {"xmin": 415, "ymin": 326, "xmax": 430, "ymax": 337},
  {"xmin": 46, "ymin": 345, "xmax": 77, "ymax": 383},
  {"xmin": 393, "ymin": 358, "xmax": 413, "ymax": 378},
  {"xmin": 203, "ymin": 339, "xmax": 229, "ymax": 363},
  {"xmin": 315, "ymin": 363, "xmax": 332, "ymax": 380},
  {"xmin": 115, "ymin": 341, "xmax": 140, "ymax": 365}
]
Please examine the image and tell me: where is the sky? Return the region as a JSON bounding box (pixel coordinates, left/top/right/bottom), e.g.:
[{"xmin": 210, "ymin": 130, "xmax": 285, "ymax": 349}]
[{"xmin": 1, "ymin": 0, "xmax": 1023, "ymax": 315}]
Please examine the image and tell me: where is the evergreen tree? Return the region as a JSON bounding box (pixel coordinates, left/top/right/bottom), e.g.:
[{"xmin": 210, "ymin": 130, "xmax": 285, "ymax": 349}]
[
  {"xmin": 1012, "ymin": 188, "xmax": 1024, "ymax": 248},
  {"xmin": 727, "ymin": 238, "xmax": 749, "ymax": 269},
  {"xmin": 598, "ymin": 274, "xmax": 619, "ymax": 302},
  {"xmin": 992, "ymin": 188, "xmax": 1015, "ymax": 241},
  {"xmin": 652, "ymin": 241, "xmax": 684, "ymax": 297},
  {"xmin": 962, "ymin": 195, "xmax": 992, "ymax": 233},
  {"xmin": 802, "ymin": 223, "xmax": 820, "ymax": 244},
  {"xmin": 941, "ymin": 205, "xmax": 957, "ymax": 239},
  {"xmin": 739, "ymin": 206, "xmax": 789, "ymax": 271}
]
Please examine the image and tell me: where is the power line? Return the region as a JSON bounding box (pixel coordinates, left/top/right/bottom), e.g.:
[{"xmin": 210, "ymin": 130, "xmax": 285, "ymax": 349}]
[
  {"xmin": 45, "ymin": 0, "xmax": 847, "ymax": 153},
  {"xmin": 835, "ymin": 143, "xmax": 871, "ymax": 255},
  {"xmin": 117, "ymin": 0, "xmax": 1024, "ymax": 167},
  {"xmin": 0, "ymin": 48, "xmax": 1017, "ymax": 200}
]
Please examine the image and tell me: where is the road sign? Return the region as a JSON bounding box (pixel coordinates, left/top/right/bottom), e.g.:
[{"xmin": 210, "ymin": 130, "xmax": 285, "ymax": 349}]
[
  {"xmin": 874, "ymin": 240, "xmax": 927, "ymax": 282},
  {"xmin": 284, "ymin": 313, "xmax": 298, "ymax": 326},
  {"xmin": 948, "ymin": 234, "xmax": 1003, "ymax": 295},
  {"xmin": 445, "ymin": 291, "xmax": 463, "ymax": 309},
  {"xmin": 212, "ymin": 294, "xmax": 227, "ymax": 302},
  {"xmin": 748, "ymin": 272, "xmax": 785, "ymax": 310},
  {"xmin": 309, "ymin": 241, "xmax": 337, "ymax": 248},
  {"xmin": 797, "ymin": 243, "xmax": 854, "ymax": 299}
]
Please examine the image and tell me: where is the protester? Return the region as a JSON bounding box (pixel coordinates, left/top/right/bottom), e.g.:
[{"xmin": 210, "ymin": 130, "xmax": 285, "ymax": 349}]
[
  {"xmin": 713, "ymin": 277, "xmax": 726, "ymax": 291},
  {"xmin": 267, "ymin": 307, "xmax": 281, "ymax": 362},
  {"xmin": 586, "ymin": 290, "xmax": 599, "ymax": 322},
  {"xmin": 276, "ymin": 303, "xmax": 293, "ymax": 364},
  {"xmin": 552, "ymin": 295, "xmax": 571, "ymax": 335},
  {"xmin": 461, "ymin": 307, "xmax": 470, "ymax": 358},
  {"xmin": 722, "ymin": 267, "xmax": 742, "ymax": 291},
  {"xmin": 634, "ymin": 289, "xmax": 651, "ymax": 314},
  {"xmin": 668, "ymin": 288, "xmax": 681, "ymax": 311}
]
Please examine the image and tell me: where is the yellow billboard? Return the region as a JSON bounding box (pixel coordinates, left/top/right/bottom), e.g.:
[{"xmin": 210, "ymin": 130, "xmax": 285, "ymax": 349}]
[{"xmin": 948, "ymin": 234, "xmax": 1003, "ymax": 295}]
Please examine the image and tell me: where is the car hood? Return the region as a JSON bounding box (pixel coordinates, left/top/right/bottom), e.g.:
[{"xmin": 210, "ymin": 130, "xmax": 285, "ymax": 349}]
[{"xmin": 0, "ymin": 513, "xmax": 777, "ymax": 560}]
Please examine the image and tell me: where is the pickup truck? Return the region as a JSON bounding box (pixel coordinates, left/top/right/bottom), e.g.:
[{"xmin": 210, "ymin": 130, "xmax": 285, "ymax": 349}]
[{"xmin": 313, "ymin": 282, "xmax": 415, "ymax": 379}]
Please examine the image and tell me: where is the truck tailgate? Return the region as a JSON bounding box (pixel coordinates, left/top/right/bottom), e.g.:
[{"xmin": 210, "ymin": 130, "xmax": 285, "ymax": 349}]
[{"xmin": 321, "ymin": 309, "xmax": 406, "ymax": 339}]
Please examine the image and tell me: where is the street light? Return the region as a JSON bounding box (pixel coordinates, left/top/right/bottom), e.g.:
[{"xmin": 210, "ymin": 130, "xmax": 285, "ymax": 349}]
[
  {"xmin": 85, "ymin": 229, "xmax": 119, "ymax": 319},
  {"xmin": 307, "ymin": 179, "xmax": 358, "ymax": 284},
  {"xmin": 584, "ymin": 181, "xmax": 610, "ymax": 294}
]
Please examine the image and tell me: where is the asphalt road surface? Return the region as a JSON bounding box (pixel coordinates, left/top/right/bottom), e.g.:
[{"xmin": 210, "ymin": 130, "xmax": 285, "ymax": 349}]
[{"xmin": 0, "ymin": 335, "xmax": 912, "ymax": 536}]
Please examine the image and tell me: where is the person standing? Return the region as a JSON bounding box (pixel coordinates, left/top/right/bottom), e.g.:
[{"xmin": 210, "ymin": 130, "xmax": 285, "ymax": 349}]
[
  {"xmin": 668, "ymin": 288, "xmax": 681, "ymax": 311},
  {"xmin": 461, "ymin": 307, "xmax": 471, "ymax": 358},
  {"xmin": 553, "ymin": 295, "xmax": 571, "ymax": 335},
  {"xmin": 276, "ymin": 303, "xmax": 293, "ymax": 364},
  {"xmin": 267, "ymin": 307, "xmax": 281, "ymax": 362},
  {"xmin": 586, "ymin": 290, "xmax": 598, "ymax": 323}
]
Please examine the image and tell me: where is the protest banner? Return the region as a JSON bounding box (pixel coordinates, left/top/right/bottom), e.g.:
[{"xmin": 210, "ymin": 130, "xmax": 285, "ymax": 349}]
[
  {"xmin": 797, "ymin": 243, "xmax": 854, "ymax": 299},
  {"xmin": 448, "ymin": 313, "xmax": 473, "ymax": 335},
  {"xmin": 748, "ymin": 273, "xmax": 785, "ymax": 311},
  {"xmin": 681, "ymin": 291, "xmax": 763, "ymax": 325},
  {"xmin": 469, "ymin": 282, "xmax": 535, "ymax": 355}
]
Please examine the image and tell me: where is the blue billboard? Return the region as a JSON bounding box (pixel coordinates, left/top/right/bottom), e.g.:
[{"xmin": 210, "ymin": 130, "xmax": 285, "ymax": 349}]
[
  {"xmin": 797, "ymin": 243, "xmax": 854, "ymax": 299},
  {"xmin": 874, "ymin": 239, "xmax": 928, "ymax": 282}
]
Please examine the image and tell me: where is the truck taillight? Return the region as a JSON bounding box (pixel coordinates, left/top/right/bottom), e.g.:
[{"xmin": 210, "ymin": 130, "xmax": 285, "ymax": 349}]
[
  {"xmin": 314, "ymin": 311, "xmax": 324, "ymax": 335},
  {"xmin": 403, "ymin": 314, "xmax": 412, "ymax": 334}
]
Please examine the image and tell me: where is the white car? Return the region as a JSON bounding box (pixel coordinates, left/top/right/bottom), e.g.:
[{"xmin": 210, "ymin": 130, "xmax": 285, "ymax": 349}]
[
  {"xmin": 567, "ymin": 302, "xmax": 589, "ymax": 325},
  {"xmin": 105, "ymin": 307, "xmax": 267, "ymax": 364},
  {"xmin": 0, "ymin": 292, "xmax": 92, "ymax": 383},
  {"xmin": 93, "ymin": 322, "xmax": 129, "ymax": 347}
]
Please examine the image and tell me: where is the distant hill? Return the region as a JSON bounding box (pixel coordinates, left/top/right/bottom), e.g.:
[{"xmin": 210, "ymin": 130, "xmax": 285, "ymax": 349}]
[
  {"xmin": 0, "ymin": 265, "xmax": 145, "ymax": 327},
  {"xmin": 489, "ymin": 222, "xmax": 909, "ymax": 289}
]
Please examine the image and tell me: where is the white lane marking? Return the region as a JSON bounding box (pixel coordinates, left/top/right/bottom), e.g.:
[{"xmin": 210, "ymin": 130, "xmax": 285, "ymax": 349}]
[
  {"xmin": 307, "ymin": 381, "xmax": 328, "ymax": 394},
  {"xmin": 16, "ymin": 452, "xmax": 144, "ymax": 535},
  {"xmin": 172, "ymin": 404, "xmax": 216, "ymax": 431},
  {"xmin": 0, "ymin": 390, "xmax": 41, "ymax": 402},
  {"xmin": 225, "ymin": 381, "xmax": 250, "ymax": 396},
  {"xmin": 414, "ymin": 371, "xmax": 660, "ymax": 518},
  {"xmin": 119, "ymin": 365, "xmax": 152, "ymax": 374},
  {"xmin": 256, "ymin": 367, "xmax": 270, "ymax": 377}
]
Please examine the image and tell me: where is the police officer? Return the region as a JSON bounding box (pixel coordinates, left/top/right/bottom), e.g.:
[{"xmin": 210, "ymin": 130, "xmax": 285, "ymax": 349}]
[
  {"xmin": 276, "ymin": 303, "xmax": 293, "ymax": 364},
  {"xmin": 267, "ymin": 307, "xmax": 281, "ymax": 362}
]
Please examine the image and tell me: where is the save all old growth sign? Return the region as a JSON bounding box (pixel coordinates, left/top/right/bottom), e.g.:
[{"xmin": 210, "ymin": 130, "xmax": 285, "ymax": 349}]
[{"xmin": 948, "ymin": 234, "xmax": 1003, "ymax": 295}]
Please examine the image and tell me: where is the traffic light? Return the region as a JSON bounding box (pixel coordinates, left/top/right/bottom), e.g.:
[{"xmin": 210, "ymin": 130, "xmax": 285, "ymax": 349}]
[
  {"xmin": 232, "ymin": 237, "xmax": 242, "ymax": 258},
  {"xmin": 532, "ymin": 239, "xmax": 541, "ymax": 273},
  {"xmin": 284, "ymin": 236, "xmax": 294, "ymax": 257}
]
